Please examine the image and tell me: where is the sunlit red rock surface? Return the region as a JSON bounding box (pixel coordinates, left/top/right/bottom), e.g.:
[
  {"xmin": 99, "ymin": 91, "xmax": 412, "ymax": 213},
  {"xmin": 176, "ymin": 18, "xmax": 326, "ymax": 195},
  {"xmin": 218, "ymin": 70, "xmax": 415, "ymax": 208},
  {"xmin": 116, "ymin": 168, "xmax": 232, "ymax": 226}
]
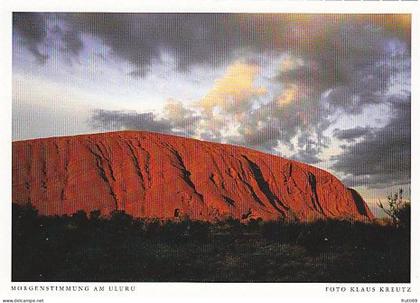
[{"xmin": 12, "ymin": 131, "xmax": 374, "ymax": 221}]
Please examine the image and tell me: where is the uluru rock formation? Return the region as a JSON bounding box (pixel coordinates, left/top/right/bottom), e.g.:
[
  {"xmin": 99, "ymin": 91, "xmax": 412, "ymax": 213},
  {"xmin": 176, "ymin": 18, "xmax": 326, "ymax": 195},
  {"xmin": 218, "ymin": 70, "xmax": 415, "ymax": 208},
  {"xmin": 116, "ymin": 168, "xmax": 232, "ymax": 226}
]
[{"xmin": 12, "ymin": 131, "xmax": 374, "ymax": 221}]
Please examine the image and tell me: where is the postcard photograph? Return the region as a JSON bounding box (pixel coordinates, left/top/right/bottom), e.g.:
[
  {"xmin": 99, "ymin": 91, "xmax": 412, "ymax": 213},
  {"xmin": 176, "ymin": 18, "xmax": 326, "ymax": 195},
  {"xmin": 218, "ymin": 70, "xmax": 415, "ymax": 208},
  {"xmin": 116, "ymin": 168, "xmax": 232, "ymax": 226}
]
[{"xmin": 9, "ymin": 12, "xmax": 412, "ymax": 284}]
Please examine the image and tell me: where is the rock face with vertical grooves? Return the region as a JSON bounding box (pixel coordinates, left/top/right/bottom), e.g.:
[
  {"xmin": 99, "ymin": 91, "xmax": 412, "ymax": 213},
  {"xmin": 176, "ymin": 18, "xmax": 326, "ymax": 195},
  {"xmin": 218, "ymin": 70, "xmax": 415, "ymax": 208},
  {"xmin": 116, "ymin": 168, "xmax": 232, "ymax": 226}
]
[{"xmin": 12, "ymin": 131, "xmax": 374, "ymax": 221}]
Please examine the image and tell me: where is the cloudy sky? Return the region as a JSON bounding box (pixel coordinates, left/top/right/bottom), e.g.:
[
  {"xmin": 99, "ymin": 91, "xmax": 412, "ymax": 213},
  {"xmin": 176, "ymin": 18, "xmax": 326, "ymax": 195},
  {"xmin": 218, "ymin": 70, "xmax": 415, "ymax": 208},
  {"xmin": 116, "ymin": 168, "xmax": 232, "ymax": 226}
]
[{"xmin": 12, "ymin": 13, "xmax": 411, "ymax": 214}]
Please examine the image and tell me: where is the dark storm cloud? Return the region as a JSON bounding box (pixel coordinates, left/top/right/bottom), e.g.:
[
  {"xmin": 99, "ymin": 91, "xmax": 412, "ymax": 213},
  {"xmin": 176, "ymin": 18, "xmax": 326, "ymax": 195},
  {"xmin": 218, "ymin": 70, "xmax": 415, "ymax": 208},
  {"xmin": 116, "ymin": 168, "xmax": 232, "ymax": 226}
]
[
  {"xmin": 241, "ymin": 124, "xmax": 282, "ymax": 150},
  {"xmin": 13, "ymin": 13, "xmax": 410, "ymax": 76},
  {"xmin": 128, "ymin": 67, "xmax": 151, "ymax": 78},
  {"xmin": 291, "ymin": 151, "xmax": 322, "ymax": 165},
  {"xmin": 288, "ymin": 127, "xmax": 331, "ymax": 164},
  {"xmin": 13, "ymin": 13, "xmax": 85, "ymax": 63},
  {"xmin": 61, "ymin": 13, "xmax": 245, "ymax": 73},
  {"xmin": 13, "ymin": 13, "xmax": 49, "ymax": 63},
  {"xmin": 333, "ymin": 126, "xmax": 373, "ymax": 142},
  {"xmin": 325, "ymin": 57, "xmax": 408, "ymax": 114},
  {"xmin": 89, "ymin": 110, "xmax": 173, "ymax": 134},
  {"xmin": 61, "ymin": 30, "xmax": 84, "ymax": 56},
  {"xmin": 230, "ymin": 16, "xmax": 409, "ymax": 161},
  {"xmin": 330, "ymin": 97, "xmax": 410, "ymax": 188},
  {"xmin": 89, "ymin": 106, "xmax": 201, "ymax": 137}
]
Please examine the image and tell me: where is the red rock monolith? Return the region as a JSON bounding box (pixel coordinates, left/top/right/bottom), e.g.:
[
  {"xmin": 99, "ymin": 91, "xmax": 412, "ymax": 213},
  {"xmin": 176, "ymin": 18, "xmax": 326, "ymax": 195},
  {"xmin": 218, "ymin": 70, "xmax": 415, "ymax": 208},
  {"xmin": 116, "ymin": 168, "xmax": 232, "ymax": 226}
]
[{"xmin": 12, "ymin": 131, "xmax": 374, "ymax": 221}]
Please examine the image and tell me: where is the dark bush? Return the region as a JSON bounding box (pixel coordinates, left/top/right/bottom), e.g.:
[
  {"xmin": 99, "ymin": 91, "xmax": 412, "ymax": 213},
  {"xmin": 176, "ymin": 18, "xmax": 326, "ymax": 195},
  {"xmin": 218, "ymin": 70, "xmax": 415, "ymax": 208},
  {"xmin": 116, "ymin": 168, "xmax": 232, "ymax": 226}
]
[
  {"xmin": 11, "ymin": 203, "xmax": 410, "ymax": 282},
  {"xmin": 245, "ymin": 218, "xmax": 263, "ymax": 233},
  {"xmin": 396, "ymin": 203, "xmax": 411, "ymax": 230},
  {"xmin": 378, "ymin": 188, "xmax": 411, "ymax": 228},
  {"xmin": 189, "ymin": 221, "xmax": 210, "ymax": 242}
]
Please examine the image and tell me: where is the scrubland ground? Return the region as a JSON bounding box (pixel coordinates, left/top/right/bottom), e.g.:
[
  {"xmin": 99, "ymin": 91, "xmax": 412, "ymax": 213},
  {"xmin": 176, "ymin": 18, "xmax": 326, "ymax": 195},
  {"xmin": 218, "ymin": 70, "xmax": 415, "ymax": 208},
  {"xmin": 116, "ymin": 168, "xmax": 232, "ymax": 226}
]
[{"xmin": 12, "ymin": 203, "xmax": 410, "ymax": 282}]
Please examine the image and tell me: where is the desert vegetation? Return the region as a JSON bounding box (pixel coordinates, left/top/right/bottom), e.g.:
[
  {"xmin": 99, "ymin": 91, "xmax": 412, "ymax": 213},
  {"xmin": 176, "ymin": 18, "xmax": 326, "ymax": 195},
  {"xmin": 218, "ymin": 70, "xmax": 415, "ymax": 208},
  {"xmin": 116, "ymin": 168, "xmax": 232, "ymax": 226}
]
[
  {"xmin": 377, "ymin": 188, "xmax": 411, "ymax": 228},
  {"xmin": 12, "ymin": 199, "xmax": 410, "ymax": 283}
]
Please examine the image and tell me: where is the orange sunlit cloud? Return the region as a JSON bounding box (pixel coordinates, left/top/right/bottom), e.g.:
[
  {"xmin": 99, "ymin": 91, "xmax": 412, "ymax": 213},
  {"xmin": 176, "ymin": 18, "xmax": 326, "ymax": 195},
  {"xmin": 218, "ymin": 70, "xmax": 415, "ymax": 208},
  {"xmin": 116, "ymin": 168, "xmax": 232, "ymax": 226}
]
[{"xmin": 199, "ymin": 61, "xmax": 267, "ymax": 116}]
